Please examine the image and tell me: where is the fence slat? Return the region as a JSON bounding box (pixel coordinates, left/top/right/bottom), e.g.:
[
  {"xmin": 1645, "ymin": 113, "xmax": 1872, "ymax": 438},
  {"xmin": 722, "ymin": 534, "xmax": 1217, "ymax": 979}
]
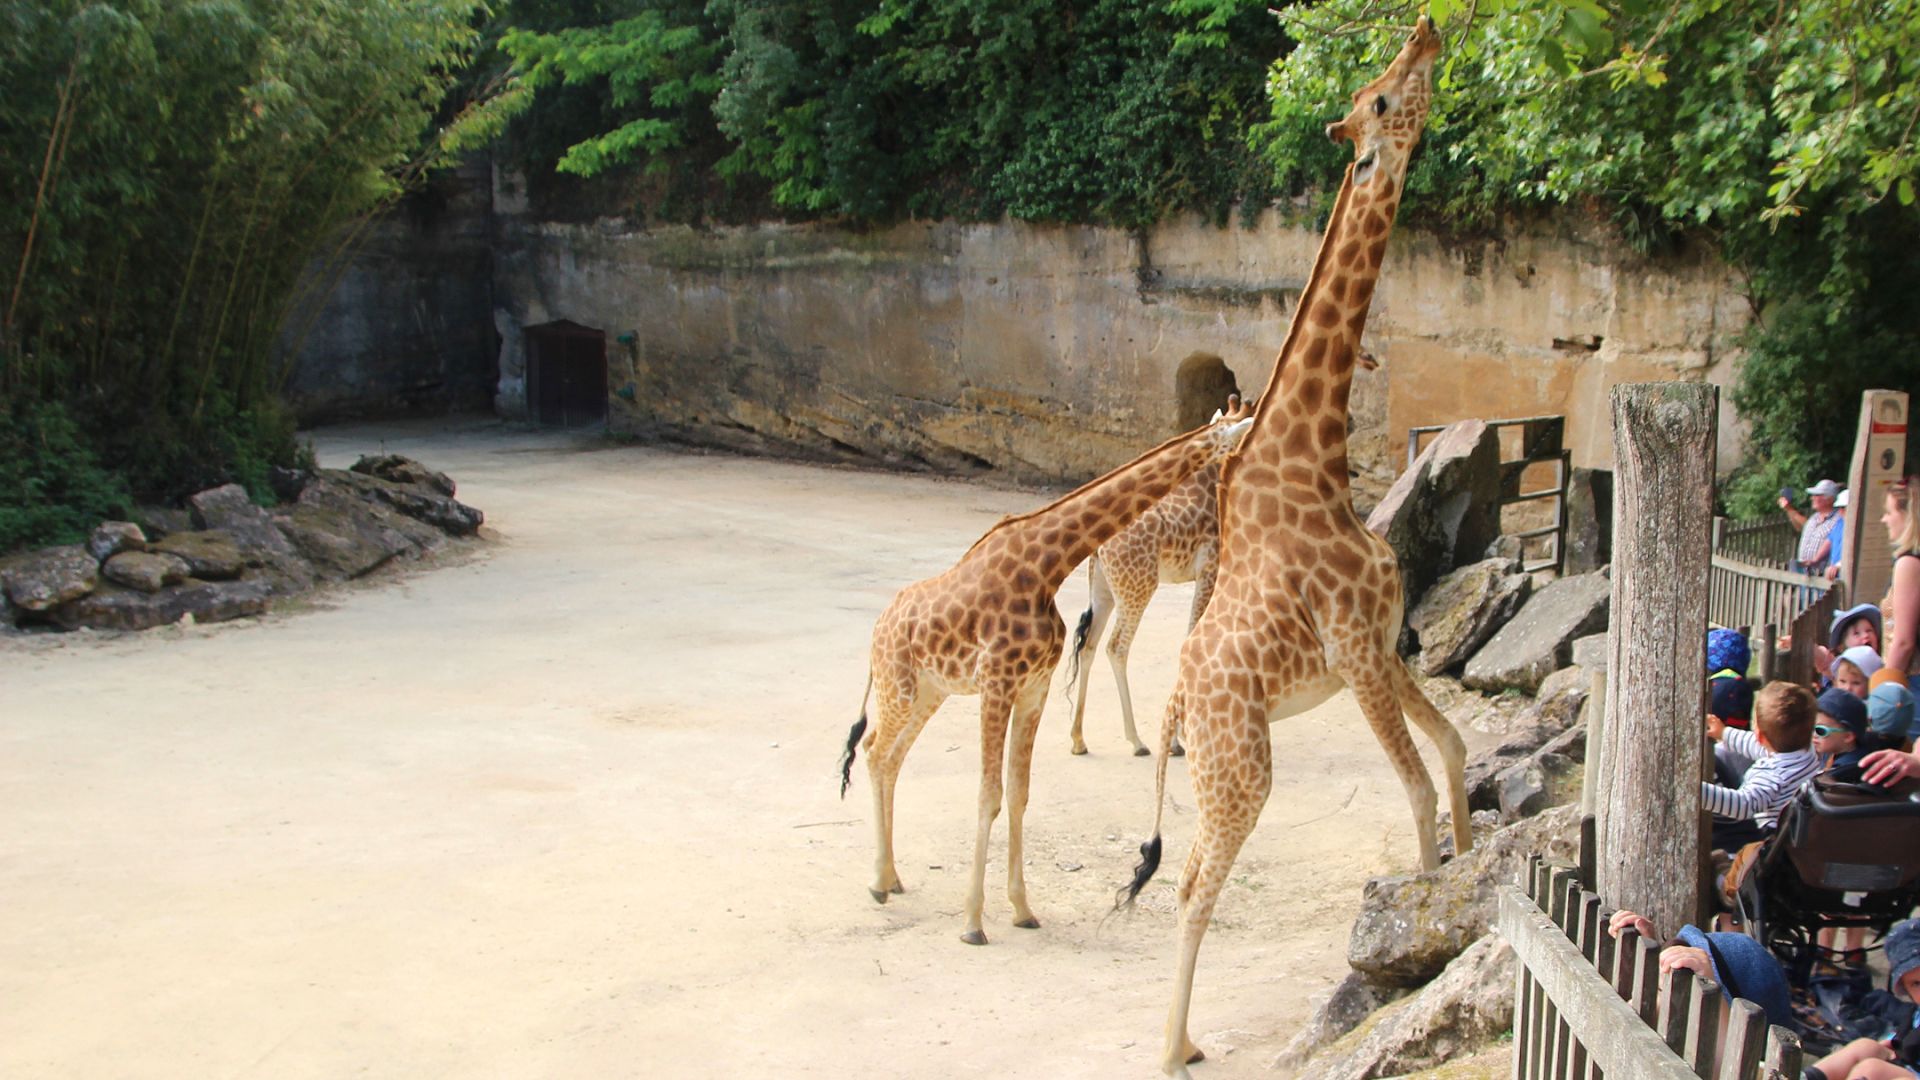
[
  {"xmin": 1684, "ymin": 976, "xmax": 1723, "ymax": 1078},
  {"xmin": 1717, "ymin": 999, "xmax": 1767, "ymax": 1080},
  {"xmin": 1762, "ymin": 1026, "xmax": 1803, "ymax": 1080},
  {"xmin": 1632, "ymin": 938, "xmax": 1661, "ymax": 1025},
  {"xmin": 1659, "ymin": 967, "xmax": 1695, "ymax": 1055},
  {"xmin": 1499, "ymin": 889, "xmax": 1701, "ymax": 1080}
]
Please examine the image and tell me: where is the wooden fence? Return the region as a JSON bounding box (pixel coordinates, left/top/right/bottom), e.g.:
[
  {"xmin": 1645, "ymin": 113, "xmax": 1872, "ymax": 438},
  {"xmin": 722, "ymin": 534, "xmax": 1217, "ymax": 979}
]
[
  {"xmin": 1715, "ymin": 515, "xmax": 1800, "ymax": 567},
  {"xmin": 1501, "ymin": 841, "xmax": 1805, "ymax": 1080}
]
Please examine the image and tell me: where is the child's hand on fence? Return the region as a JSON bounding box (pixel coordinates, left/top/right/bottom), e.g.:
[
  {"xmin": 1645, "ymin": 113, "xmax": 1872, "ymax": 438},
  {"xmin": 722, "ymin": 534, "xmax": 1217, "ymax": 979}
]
[
  {"xmin": 1608, "ymin": 909, "xmax": 1656, "ymax": 941},
  {"xmin": 1659, "ymin": 945, "xmax": 1713, "ymax": 981},
  {"xmin": 1705, "ymin": 713, "xmax": 1725, "ymax": 741}
]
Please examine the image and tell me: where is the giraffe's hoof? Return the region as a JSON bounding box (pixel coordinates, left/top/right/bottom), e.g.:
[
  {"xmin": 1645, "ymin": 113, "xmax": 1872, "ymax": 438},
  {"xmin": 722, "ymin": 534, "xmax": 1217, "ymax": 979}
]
[
  {"xmin": 1132, "ymin": 745, "xmax": 1151, "ymax": 757},
  {"xmin": 1013, "ymin": 916, "xmax": 1040, "ymax": 930},
  {"xmin": 1169, "ymin": 743, "xmax": 1186, "ymax": 758},
  {"xmin": 1186, "ymin": 1047, "xmax": 1206, "ymax": 1064},
  {"xmin": 959, "ymin": 929, "xmax": 989, "ymax": 946},
  {"xmin": 1070, "ymin": 744, "xmax": 1089, "ymax": 756},
  {"xmin": 868, "ymin": 887, "xmax": 889, "ymax": 904},
  {"xmin": 890, "ymin": 881, "xmax": 905, "ymax": 895}
]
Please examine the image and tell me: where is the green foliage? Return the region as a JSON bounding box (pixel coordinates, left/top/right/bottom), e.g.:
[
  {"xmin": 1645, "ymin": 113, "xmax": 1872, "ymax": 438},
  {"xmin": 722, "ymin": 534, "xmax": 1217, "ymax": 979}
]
[
  {"xmin": 1257, "ymin": 0, "xmax": 1920, "ymax": 507},
  {"xmin": 0, "ymin": 398, "xmax": 131, "ymax": 554},
  {"xmin": 495, "ymin": 0, "xmax": 1288, "ymax": 225},
  {"xmin": 0, "ymin": 0, "xmax": 502, "ymax": 552}
]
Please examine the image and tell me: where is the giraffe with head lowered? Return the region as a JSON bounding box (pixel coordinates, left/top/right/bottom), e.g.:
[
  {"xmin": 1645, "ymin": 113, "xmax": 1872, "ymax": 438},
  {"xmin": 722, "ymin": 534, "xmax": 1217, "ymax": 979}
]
[
  {"xmin": 839, "ymin": 404, "xmax": 1253, "ymax": 945},
  {"xmin": 1115, "ymin": 20, "xmax": 1471, "ymax": 1076}
]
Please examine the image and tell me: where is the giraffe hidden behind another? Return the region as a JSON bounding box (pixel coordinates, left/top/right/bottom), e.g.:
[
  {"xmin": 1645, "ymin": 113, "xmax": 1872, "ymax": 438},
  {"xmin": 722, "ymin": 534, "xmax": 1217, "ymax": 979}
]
[
  {"xmin": 837, "ymin": 403, "xmax": 1253, "ymax": 946},
  {"xmin": 1114, "ymin": 19, "xmax": 1473, "ymax": 1078}
]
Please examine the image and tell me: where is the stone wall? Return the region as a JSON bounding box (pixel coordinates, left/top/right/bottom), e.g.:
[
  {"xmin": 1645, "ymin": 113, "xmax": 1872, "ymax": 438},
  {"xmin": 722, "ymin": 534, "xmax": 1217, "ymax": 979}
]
[
  {"xmin": 278, "ymin": 159, "xmax": 497, "ymax": 423},
  {"xmin": 490, "ymin": 199, "xmax": 1750, "ymax": 485}
]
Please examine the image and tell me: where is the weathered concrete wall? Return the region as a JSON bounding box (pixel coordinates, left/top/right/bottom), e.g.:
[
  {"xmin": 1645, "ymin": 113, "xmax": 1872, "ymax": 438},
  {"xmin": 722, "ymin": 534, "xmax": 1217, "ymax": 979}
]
[
  {"xmin": 490, "ymin": 202, "xmax": 1749, "ymax": 484},
  {"xmin": 279, "ymin": 159, "xmax": 496, "ymax": 423}
]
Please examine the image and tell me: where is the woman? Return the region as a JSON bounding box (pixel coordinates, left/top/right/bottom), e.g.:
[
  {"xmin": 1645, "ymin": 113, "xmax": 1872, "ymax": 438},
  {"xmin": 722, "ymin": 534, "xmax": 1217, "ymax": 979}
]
[{"xmin": 1881, "ymin": 477, "xmax": 1920, "ymax": 693}]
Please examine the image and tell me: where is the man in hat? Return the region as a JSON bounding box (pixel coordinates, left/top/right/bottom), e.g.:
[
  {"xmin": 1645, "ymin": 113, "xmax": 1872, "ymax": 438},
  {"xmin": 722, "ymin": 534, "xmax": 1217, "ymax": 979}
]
[{"xmin": 1782, "ymin": 479, "xmax": 1844, "ymax": 574}]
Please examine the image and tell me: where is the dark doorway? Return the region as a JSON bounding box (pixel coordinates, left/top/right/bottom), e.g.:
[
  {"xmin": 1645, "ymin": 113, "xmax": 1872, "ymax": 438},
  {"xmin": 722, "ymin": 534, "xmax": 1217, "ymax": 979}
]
[
  {"xmin": 525, "ymin": 321, "xmax": 608, "ymax": 427},
  {"xmin": 1174, "ymin": 353, "xmax": 1241, "ymax": 433}
]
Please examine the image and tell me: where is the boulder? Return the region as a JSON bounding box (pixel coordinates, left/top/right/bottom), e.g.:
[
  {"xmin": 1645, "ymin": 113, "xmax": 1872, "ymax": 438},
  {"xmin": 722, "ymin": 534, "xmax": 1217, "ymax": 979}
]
[
  {"xmin": 188, "ymin": 484, "xmax": 315, "ymax": 594},
  {"xmin": 49, "ymin": 578, "xmax": 269, "ymax": 631},
  {"xmin": 1274, "ymin": 970, "xmax": 1410, "ymax": 1069},
  {"xmin": 1366, "ymin": 420, "xmax": 1502, "ymax": 612},
  {"xmin": 1297, "ymin": 933, "xmax": 1516, "ymax": 1080},
  {"xmin": 1347, "ymin": 804, "xmax": 1579, "ymax": 985},
  {"xmin": 1496, "ymin": 723, "xmax": 1587, "ymax": 822},
  {"xmin": 1461, "ymin": 571, "xmax": 1611, "ymax": 694},
  {"xmin": 1563, "ymin": 467, "xmax": 1614, "ymax": 576},
  {"xmin": 351, "ymin": 454, "xmax": 456, "ymax": 497},
  {"xmin": 1, "ymin": 545, "xmax": 99, "ymax": 612},
  {"xmin": 1462, "ymin": 667, "xmax": 1591, "ymax": 810},
  {"xmin": 149, "ymin": 530, "xmax": 247, "ymax": 581},
  {"xmin": 102, "ymin": 551, "xmax": 191, "ymax": 593},
  {"xmin": 1570, "ymin": 632, "xmax": 1608, "ymax": 674},
  {"xmin": 269, "ymin": 465, "xmax": 313, "ymax": 502},
  {"xmin": 326, "ymin": 468, "xmax": 482, "ymax": 536},
  {"xmin": 87, "ymin": 521, "xmax": 146, "ymax": 562},
  {"xmin": 132, "ymin": 505, "xmax": 194, "ymax": 540},
  {"xmin": 274, "ymin": 486, "xmax": 418, "ymax": 580},
  {"xmin": 1409, "ymin": 558, "xmax": 1532, "ymax": 676}
]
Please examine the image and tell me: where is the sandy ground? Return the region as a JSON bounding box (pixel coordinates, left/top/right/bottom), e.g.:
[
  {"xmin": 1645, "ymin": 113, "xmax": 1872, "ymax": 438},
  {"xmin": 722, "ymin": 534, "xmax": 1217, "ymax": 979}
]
[{"xmin": 1, "ymin": 420, "xmax": 1503, "ymax": 1079}]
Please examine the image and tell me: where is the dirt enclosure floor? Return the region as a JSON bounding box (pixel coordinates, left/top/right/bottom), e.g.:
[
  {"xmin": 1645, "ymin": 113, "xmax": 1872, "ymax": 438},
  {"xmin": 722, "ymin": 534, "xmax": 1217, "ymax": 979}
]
[{"xmin": 2, "ymin": 421, "xmax": 1502, "ymax": 1079}]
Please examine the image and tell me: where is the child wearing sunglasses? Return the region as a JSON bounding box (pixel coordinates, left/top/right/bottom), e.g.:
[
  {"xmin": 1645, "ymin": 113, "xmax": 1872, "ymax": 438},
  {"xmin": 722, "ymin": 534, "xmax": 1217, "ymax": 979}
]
[{"xmin": 1815, "ymin": 686, "xmax": 1875, "ymax": 772}]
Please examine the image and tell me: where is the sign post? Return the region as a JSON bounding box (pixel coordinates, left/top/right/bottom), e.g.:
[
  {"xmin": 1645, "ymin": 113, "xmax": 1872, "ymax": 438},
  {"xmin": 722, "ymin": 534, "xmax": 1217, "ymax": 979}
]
[{"xmin": 1841, "ymin": 391, "xmax": 1909, "ymax": 602}]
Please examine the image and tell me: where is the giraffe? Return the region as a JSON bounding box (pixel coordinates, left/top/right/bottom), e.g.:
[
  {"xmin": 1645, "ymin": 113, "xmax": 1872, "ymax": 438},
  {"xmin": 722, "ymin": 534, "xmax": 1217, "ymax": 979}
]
[
  {"xmin": 838, "ymin": 407, "xmax": 1253, "ymax": 946},
  {"xmin": 1113, "ymin": 19, "xmax": 1473, "ymax": 1076},
  {"xmin": 1066, "ymin": 359, "xmax": 1374, "ymax": 758}
]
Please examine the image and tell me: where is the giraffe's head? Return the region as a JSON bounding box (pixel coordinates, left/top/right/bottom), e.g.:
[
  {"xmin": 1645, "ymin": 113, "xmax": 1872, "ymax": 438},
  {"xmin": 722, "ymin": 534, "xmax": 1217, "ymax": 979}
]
[
  {"xmin": 1324, "ymin": 16, "xmax": 1441, "ymax": 191},
  {"xmin": 1200, "ymin": 400, "xmax": 1255, "ymax": 459}
]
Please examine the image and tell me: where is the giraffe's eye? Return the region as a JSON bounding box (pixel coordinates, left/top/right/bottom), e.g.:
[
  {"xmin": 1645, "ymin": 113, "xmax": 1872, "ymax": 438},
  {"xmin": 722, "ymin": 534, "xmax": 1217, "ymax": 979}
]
[{"xmin": 1373, "ymin": 96, "xmax": 1389, "ymax": 117}]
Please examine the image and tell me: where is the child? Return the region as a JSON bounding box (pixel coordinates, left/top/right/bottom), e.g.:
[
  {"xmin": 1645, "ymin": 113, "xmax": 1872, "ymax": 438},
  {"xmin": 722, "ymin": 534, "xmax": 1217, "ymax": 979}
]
[
  {"xmin": 1870, "ymin": 683, "xmax": 1916, "ymax": 750},
  {"xmin": 1705, "ymin": 682, "xmax": 1821, "ymax": 851},
  {"xmin": 1804, "ymin": 919, "xmax": 1920, "ymax": 1079},
  {"xmin": 1835, "ymin": 645, "xmax": 1886, "ymax": 698},
  {"xmin": 1815, "ymin": 604, "xmax": 1884, "ymax": 683},
  {"xmin": 1816, "ymin": 686, "xmax": 1876, "ymax": 771},
  {"xmin": 1712, "ymin": 675, "xmax": 1756, "ymax": 731}
]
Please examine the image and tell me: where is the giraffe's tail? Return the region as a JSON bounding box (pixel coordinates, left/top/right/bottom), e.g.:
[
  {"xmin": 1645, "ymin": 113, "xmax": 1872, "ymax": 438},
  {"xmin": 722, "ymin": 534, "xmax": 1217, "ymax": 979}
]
[
  {"xmin": 1114, "ymin": 695, "xmax": 1179, "ymax": 911},
  {"xmin": 838, "ymin": 669, "xmax": 874, "ymax": 799},
  {"xmin": 1065, "ymin": 559, "xmax": 1097, "ymax": 688}
]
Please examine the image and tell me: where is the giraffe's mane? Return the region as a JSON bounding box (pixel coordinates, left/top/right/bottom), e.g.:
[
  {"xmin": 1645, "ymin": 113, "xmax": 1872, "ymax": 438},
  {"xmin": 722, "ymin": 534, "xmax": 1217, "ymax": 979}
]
[
  {"xmin": 957, "ymin": 424, "xmax": 1210, "ymax": 560},
  {"xmin": 1227, "ymin": 157, "xmax": 1361, "ymax": 476}
]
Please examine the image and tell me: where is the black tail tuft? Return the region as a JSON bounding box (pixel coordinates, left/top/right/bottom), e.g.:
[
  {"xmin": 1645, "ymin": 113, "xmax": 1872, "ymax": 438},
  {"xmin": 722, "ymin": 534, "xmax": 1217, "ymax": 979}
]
[
  {"xmin": 1066, "ymin": 606, "xmax": 1094, "ymax": 685},
  {"xmin": 839, "ymin": 713, "xmax": 868, "ymax": 798},
  {"xmin": 1114, "ymin": 833, "xmax": 1163, "ymax": 911}
]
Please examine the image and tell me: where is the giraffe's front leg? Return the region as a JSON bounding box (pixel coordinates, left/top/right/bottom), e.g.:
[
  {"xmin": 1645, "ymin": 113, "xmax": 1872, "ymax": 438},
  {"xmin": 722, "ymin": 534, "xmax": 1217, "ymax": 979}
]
[
  {"xmin": 961, "ymin": 685, "xmax": 1015, "ymax": 945},
  {"xmin": 1004, "ymin": 677, "xmax": 1050, "ymax": 929}
]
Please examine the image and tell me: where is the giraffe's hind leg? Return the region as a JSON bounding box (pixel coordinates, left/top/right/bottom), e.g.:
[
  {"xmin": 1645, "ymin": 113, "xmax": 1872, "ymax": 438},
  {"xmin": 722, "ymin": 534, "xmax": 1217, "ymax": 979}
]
[
  {"xmin": 961, "ymin": 682, "xmax": 1017, "ymax": 945},
  {"xmin": 1160, "ymin": 709, "xmax": 1271, "ymax": 1077},
  {"xmin": 1389, "ymin": 656, "xmax": 1473, "ymax": 857},
  {"xmin": 1346, "ymin": 665, "xmax": 1443, "ymax": 871},
  {"xmin": 1003, "ymin": 674, "xmax": 1052, "ymax": 928},
  {"xmin": 866, "ymin": 678, "xmax": 944, "ymax": 903},
  {"xmin": 1104, "ymin": 578, "xmax": 1156, "ymax": 756}
]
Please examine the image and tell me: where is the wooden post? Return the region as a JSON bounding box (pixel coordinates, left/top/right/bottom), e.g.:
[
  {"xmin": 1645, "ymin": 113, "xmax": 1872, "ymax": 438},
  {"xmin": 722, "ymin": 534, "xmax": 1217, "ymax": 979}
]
[{"xmin": 1597, "ymin": 383, "xmax": 1716, "ymax": 935}]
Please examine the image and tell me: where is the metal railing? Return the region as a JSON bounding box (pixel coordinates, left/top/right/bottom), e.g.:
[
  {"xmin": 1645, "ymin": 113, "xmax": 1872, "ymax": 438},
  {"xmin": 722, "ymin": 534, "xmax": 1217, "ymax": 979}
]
[{"xmin": 1407, "ymin": 415, "xmax": 1570, "ymax": 575}]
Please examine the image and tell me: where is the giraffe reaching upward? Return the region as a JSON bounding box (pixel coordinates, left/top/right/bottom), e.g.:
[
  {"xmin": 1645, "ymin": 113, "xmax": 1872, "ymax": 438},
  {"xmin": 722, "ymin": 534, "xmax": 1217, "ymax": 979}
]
[
  {"xmin": 838, "ymin": 408, "xmax": 1253, "ymax": 945},
  {"xmin": 1115, "ymin": 20, "xmax": 1472, "ymax": 1076}
]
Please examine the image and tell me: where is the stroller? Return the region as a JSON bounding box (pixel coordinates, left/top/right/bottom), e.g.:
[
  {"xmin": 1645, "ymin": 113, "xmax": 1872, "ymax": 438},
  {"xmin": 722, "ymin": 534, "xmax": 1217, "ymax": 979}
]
[{"xmin": 1734, "ymin": 770, "xmax": 1920, "ymax": 985}]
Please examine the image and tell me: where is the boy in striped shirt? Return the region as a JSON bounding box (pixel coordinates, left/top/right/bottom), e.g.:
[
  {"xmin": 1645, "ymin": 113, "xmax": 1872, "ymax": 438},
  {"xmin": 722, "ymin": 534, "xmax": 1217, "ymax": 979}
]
[{"xmin": 1704, "ymin": 682, "xmax": 1821, "ymax": 851}]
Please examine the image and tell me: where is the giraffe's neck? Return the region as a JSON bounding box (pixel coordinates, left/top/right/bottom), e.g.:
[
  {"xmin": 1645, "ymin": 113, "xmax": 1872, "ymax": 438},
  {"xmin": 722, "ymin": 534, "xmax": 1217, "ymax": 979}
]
[
  {"xmin": 1233, "ymin": 164, "xmax": 1406, "ymax": 501},
  {"xmin": 973, "ymin": 431, "xmax": 1217, "ymax": 593}
]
